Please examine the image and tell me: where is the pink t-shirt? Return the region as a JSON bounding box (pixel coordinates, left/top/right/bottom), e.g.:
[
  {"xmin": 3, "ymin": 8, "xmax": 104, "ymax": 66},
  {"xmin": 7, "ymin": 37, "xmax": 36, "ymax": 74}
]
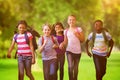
[
  {"xmin": 64, "ymin": 27, "xmax": 83, "ymax": 54},
  {"xmin": 13, "ymin": 32, "xmax": 33, "ymax": 56}
]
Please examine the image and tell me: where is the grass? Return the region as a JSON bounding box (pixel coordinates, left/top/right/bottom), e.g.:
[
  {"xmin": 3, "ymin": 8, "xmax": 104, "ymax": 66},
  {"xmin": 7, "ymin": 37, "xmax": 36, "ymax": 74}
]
[{"xmin": 0, "ymin": 52, "xmax": 120, "ymax": 80}]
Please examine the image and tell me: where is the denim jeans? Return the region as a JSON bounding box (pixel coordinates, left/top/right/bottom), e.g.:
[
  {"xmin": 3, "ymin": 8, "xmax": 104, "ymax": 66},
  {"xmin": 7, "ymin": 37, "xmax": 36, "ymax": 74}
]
[
  {"xmin": 66, "ymin": 51, "xmax": 81, "ymax": 80},
  {"xmin": 18, "ymin": 56, "xmax": 34, "ymax": 80},
  {"xmin": 56, "ymin": 53, "xmax": 65, "ymax": 80},
  {"xmin": 93, "ymin": 54, "xmax": 107, "ymax": 80},
  {"xmin": 43, "ymin": 59, "xmax": 57, "ymax": 80}
]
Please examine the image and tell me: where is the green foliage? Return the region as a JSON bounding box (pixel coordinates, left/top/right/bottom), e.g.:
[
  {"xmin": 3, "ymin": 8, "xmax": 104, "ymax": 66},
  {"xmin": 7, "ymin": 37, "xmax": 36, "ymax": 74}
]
[{"xmin": 0, "ymin": 0, "xmax": 120, "ymax": 57}]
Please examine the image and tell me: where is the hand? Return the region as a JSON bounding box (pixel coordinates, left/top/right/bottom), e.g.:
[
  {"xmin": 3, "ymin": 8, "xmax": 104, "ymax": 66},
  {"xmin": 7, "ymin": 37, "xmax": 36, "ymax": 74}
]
[
  {"xmin": 74, "ymin": 31, "xmax": 80, "ymax": 38},
  {"xmin": 32, "ymin": 58, "xmax": 35, "ymax": 64},
  {"xmin": 52, "ymin": 44, "xmax": 58, "ymax": 49},
  {"xmin": 59, "ymin": 43, "xmax": 65, "ymax": 50},
  {"xmin": 7, "ymin": 53, "xmax": 11, "ymax": 58},
  {"xmin": 87, "ymin": 51, "xmax": 92, "ymax": 57},
  {"xmin": 106, "ymin": 52, "xmax": 111, "ymax": 58}
]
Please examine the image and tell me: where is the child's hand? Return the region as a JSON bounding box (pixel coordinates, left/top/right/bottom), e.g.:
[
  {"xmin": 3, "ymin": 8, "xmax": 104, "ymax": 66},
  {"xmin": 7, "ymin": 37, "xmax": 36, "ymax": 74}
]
[
  {"xmin": 59, "ymin": 43, "xmax": 65, "ymax": 50},
  {"xmin": 74, "ymin": 31, "xmax": 80, "ymax": 38},
  {"xmin": 52, "ymin": 44, "xmax": 58, "ymax": 49},
  {"xmin": 7, "ymin": 53, "xmax": 11, "ymax": 58},
  {"xmin": 86, "ymin": 51, "xmax": 92, "ymax": 57},
  {"xmin": 32, "ymin": 58, "xmax": 35, "ymax": 64}
]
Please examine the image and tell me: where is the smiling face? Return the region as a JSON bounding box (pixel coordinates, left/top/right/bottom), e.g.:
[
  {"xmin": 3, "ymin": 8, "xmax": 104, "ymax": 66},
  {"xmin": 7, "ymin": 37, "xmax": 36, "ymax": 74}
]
[
  {"xmin": 43, "ymin": 25, "xmax": 51, "ymax": 37},
  {"xmin": 55, "ymin": 25, "xmax": 63, "ymax": 32},
  {"xmin": 67, "ymin": 15, "xmax": 76, "ymax": 27},
  {"xmin": 18, "ymin": 24, "xmax": 26, "ymax": 34},
  {"xmin": 94, "ymin": 21, "xmax": 103, "ymax": 33}
]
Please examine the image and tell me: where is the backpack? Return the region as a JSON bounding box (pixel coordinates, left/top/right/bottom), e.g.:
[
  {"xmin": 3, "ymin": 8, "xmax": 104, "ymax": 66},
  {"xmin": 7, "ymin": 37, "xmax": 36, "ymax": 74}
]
[
  {"xmin": 14, "ymin": 30, "xmax": 40, "ymax": 51},
  {"xmin": 41, "ymin": 36, "xmax": 55, "ymax": 45},
  {"xmin": 91, "ymin": 29, "xmax": 109, "ymax": 48}
]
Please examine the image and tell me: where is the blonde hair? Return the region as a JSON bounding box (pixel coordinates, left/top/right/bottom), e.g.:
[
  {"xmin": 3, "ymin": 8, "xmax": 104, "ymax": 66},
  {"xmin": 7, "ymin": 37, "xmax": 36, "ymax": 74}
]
[{"xmin": 42, "ymin": 23, "xmax": 52, "ymax": 30}]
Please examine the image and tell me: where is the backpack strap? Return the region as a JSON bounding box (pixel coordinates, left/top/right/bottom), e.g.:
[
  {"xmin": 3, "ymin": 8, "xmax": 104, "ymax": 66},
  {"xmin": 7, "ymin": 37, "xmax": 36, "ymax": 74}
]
[
  {"xmin": 102, "ymin": 30, "xmax": 108, "ymax": 43},
  {"xmin": 51, "ymin": 36, "xmax": 55, "ymax": 44},
  {"xmin": 41, "ymin": 36, "xmax": 55, "ymax": 45},
  {"xmin": 24, "ymin": 32, "xmax": 29, "ymax": 44},
  {"xmin": 14, "ymin": 33, "xmax": 19, "ymax": 43},
  {"xmin": 41, "ymin": 36, "xmax": 44, "ymax": 45}
]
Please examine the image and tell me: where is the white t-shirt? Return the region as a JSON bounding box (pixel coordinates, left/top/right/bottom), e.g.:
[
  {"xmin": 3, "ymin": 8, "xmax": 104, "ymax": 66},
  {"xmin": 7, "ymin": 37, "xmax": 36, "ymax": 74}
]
[
  {"xmin": 88, "ymin": 32, "xmax": 112, "ymax": 56},
  {"xmin": 64, "ymin": 27, "xmax": 83, "ymax": 54}
]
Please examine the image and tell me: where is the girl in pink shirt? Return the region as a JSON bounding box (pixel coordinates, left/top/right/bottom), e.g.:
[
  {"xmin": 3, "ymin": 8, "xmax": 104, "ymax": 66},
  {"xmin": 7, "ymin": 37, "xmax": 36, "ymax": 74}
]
[
  {"xmin": 7, "ymin": 20, "xmax": 35, "ymax": 80},
  {"xmin": 60, "ymin": 15, "xmax": 85, "ymax": 80}
]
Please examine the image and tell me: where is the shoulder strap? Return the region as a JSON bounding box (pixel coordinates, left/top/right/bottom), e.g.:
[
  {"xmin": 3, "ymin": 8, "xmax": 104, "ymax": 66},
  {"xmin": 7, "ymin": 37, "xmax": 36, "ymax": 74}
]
[
  {"xmin": 24, "ymin": 32, "xmax": 29, "ymax": 44},
  {"xmin": 51, "ymin": 36, "xmax": 55, "ymax": 44},
  {"xmin": 14, "ymin": 33, "xmax": 19, "ymax": 43},
  {"xmin": 91, "ymin": 32, "xmax": 96, "ymax": 48},
  {"xmin": 102, "ymin": 30, "xmax": 108, "ymax": 43},
  {"xmin": 41, "ymin": 36, "xmax": 55, "ymax": 45},
  {"xmin": 41, "ymin": 36, "xmax": 44, "ymax": 45}
]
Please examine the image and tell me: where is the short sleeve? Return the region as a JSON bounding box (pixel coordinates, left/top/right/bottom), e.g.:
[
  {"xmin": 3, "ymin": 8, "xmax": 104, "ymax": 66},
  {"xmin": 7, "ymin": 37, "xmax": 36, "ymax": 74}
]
[
  {"xmin": 27, "ymin": 32, "xmax": 33, "ymax": 40},
  {"xmin": 38, "ymin": 37, "xmax": 42, "ymax": 46},
  {"xmin": 88, "ymin": 32, "xmax": 93, "ymax": 40},
  {"xmin": 13, "ymin": 34, "xmax": 16, "ymax": 41},
  {"xmin": 106, "ymin": 32, "xmax": 112, "ymax": 40}
]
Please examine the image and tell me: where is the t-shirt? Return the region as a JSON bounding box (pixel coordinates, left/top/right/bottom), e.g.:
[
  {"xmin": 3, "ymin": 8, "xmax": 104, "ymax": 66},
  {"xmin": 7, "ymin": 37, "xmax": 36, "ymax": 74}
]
[
  {"xmin": 54, "ymin": 35, "xmax": 65, "ymax": 54},
  {"xmin": 13, "ymin": 32, "xmax": 33, "ymax": 56},
  {"xmin": 38, "ymin": 36, "xmax": 58, "ymax": 60},
  {"xmin": 64, "ymin": 27, "xmax": 82, "ymax": 54},
  {"xmin": 88, "ymin": 32, "xmax": 112, "ymax": 56}
]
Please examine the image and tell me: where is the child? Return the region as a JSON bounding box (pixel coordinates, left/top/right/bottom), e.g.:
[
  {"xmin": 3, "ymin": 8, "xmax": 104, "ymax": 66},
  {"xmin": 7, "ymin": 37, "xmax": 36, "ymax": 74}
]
[
  {"xmin": 52, "ymin": 22, "xmax": 65, "ymax": 80},
  {"xmin": 60, "ymin": 15, "xmax": 85, "ymax": 80},
  {"xmin": 7, "ymin": 20, "xmax": 35, "ymax": 80},
  {"xmin": 38, "ymin": 24, "xmax": 59, "ymax": 80},
  {"xmin": 85, "ymin": 20, "xmax": 114, "ymax": 80}
]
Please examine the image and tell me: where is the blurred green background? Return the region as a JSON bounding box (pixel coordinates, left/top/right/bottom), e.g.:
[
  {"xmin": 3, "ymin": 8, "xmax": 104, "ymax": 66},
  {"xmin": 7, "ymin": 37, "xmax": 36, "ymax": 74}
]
[{"xmin": 0, "ymin": 0, "xmax": 120, "ymax": 80}]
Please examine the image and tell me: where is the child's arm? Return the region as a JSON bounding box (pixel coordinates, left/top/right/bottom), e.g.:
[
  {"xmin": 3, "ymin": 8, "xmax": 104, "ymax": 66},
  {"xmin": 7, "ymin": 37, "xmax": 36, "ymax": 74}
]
[
  {"xmin": 74, "ymin": 31, "xmax": 85, "ymax": 43},
  {"xmin": 106, "ymin": 39, "xmax": 114, "ymax": 58},
  {"xmin": 29, "ymin": 39, "xmax": 35, "ymax": 64},
  {"xmin": 52, "ymin": 37, "xmax": 59, "ymax": 49},
  {"xmin": 38, "ymin": 39, "xmax": 47, "ymax": 53},
  {"xmin": 7, "ymin": 40, "xmax": 15, "ymax": 58},
  {"xmin": 85, "ymin": 39, "xmax": 92, "ymax": 57},
  {"xmin": 59, "ymin": 34, "xmax": 68, "ymax": 50}
]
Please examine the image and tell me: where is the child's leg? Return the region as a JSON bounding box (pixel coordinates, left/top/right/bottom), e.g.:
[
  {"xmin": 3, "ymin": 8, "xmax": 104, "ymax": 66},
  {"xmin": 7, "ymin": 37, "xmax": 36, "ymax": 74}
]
[
  {"xmin": 43, "ymin": 60, "xmax": 50, "ymax": 80},
  {"xmin": 59, "ymin": 54, "xmax": 65, "ymax": 80},
  {"xmin": 24, "ymin": 56, "xmax": 34, "ymax": 80},
  {"xmin": 66, "ymin": 51, "xmax": 74, "ymax": 80},
  {"xmin": 18, "ymin": 56, "xmax": 24, "ymax": 80},
  {"xmin": 73, "ymin": 54, "xmax": 81, "ymax": 80},
  {"xmin": 93, "ymin": 54, "xmax": 106, "ymax": 80},
  {"xmin": 49, "ymin": 59, "xmax": 57, "ymax": 80},
  {"xmin": 99, "ymin": 56, "xmax": 107, "ymax": 78}
]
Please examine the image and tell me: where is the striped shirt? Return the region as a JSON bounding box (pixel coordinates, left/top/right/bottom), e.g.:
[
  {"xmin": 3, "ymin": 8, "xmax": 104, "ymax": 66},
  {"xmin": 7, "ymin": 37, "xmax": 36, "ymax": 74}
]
[{"xmin": 13, "ymin": 32, "xmax": 33, "ymax": 56}]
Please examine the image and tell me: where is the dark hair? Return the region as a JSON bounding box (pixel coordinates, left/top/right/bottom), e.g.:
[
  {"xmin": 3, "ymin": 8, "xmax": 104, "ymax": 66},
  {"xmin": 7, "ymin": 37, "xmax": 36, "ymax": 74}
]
[
  {"xmin": 94, "ymin": 20, "xmax": 103, "ymax": 26},
  {"xmin": 14, "ymin": 20, "xmax": 28, "ymax": 34},
  {"xmin": 51, "ymin": 22, "xmax": 64, "ymax": 35},
  {"xmin": 16, "ymin": 20, "xmax": 28, "ymax": 28}
]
